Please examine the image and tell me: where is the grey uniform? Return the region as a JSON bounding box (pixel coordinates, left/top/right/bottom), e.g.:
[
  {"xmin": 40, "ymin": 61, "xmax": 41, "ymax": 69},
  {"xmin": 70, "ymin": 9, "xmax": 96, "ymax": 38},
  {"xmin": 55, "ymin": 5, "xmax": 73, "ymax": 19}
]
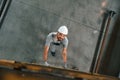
[{"xmin": 45, "ymin": 32, "xmax": 68, "ymax": 52}]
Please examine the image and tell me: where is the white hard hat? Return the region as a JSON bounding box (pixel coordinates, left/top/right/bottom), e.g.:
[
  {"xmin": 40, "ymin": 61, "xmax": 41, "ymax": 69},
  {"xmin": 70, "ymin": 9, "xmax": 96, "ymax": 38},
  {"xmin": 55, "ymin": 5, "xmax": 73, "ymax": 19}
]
[{"xmin": 58, "ymin": 25, "xmax": 68, "ymax": 35}]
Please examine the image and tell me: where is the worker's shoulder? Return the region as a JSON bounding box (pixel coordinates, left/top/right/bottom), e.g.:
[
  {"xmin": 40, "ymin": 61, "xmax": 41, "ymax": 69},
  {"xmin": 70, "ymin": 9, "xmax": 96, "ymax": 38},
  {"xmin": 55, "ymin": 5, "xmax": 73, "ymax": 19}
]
[
  {"xmin": 64, "ymin": 37, "xmax": 68, "ymax": 40},
  {"xmin": 63, "ymin": 37, "xmax": 68, "ymax": 42},
  {"xmin": 48, "ymin": 32, "xmax": 57, "ymax": 36}
]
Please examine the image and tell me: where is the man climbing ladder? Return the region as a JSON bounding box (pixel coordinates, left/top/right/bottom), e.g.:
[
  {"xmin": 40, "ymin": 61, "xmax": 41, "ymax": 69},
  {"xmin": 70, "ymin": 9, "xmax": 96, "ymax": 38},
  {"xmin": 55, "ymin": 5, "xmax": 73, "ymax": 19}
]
[{"xmin": 43, "ymin": 25, "xmax": 69, "ymax": 68}]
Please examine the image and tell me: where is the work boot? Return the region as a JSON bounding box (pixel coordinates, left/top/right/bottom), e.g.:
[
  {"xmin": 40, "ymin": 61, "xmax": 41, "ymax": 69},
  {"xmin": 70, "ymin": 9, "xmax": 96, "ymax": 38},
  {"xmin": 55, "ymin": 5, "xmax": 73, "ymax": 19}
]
[{"xmin": 51, "ymin": 51, "xmax": 56, "ymax": 57}]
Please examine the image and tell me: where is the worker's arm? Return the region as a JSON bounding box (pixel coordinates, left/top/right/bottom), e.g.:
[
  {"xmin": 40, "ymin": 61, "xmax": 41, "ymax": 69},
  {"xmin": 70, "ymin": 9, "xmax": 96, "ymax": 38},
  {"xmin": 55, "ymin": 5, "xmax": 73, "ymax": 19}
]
[
  {"xmin": 62, "ymin": 47, "xmax": 67, "ymax": 63},
  {"xmin": 43, "ymin": 46, "xmax": 49, "ymax": 62},
  {"xmin": 43, "ymin": 33, "xmax": 52, "ymax": 62}
]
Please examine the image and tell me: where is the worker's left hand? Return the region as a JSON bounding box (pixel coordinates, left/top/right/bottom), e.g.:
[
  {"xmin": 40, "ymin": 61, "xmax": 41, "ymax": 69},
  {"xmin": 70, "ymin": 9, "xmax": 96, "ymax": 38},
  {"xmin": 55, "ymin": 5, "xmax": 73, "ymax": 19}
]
[
  {"xmin": 44, "ymin": 61, "xmax": 50, "ymax": 66},
  {"xmin": 63, "ymin": 63, "xmax": 67, "ymax": 68}
]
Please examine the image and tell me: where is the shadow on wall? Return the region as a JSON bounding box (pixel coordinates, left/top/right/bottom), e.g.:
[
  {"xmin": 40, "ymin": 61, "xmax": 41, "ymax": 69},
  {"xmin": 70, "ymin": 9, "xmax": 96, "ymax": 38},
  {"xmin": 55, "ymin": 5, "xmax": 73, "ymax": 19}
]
[{"xmin": 0, "ymin": 0, "xmax": 12, "ymax": 28}]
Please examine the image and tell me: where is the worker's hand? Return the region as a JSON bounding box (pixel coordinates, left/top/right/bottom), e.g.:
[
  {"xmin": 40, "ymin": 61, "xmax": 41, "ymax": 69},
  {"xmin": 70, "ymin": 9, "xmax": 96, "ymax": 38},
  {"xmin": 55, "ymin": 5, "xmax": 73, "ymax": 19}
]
[
  {"xmin": 44, "ymin": 61, "xmax": 50, "ymax": 66},
  {"xmin": 63, "ymin": 63, "xmax": 67, "ymax": 68}
]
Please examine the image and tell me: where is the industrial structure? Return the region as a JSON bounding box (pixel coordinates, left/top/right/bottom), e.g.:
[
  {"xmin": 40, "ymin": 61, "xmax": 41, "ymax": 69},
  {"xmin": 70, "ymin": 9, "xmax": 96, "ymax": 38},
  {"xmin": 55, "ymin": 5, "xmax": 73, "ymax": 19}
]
[{"xmin": 0, "ymin": 0, "xmax": 120, "ymax": 80}]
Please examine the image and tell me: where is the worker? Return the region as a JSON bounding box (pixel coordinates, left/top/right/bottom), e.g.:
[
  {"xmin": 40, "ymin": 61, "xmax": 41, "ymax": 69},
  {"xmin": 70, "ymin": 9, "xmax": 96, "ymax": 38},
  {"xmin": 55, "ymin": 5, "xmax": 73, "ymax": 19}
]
[{"xmin": 43, "ymin": 25, "xmax": 69, "ymax": 68}]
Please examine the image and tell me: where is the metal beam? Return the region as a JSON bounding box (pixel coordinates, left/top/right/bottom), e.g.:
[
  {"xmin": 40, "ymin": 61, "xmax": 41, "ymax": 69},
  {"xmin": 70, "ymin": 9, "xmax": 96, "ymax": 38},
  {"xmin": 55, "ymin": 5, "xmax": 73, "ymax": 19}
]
[{"xmin": 0, "ymin": 59, "xmax": 119, "ymax": 80}]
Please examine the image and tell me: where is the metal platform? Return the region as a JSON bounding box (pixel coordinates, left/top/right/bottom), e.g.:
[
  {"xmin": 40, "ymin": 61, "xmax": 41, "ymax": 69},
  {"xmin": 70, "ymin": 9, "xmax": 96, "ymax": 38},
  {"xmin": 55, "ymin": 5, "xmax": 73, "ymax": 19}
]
[{"xmin": 0, "ymin": 59, "xmax": 119, "ymax": 80}]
